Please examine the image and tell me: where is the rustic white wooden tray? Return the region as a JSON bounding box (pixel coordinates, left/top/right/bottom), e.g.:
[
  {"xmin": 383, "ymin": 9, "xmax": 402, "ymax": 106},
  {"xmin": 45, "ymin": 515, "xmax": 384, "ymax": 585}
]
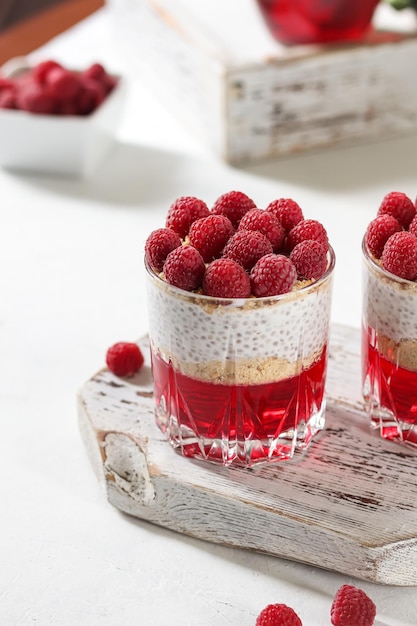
[{"xmin": 77, "ymin": 324, "xmax": 417, "ymax": 586}]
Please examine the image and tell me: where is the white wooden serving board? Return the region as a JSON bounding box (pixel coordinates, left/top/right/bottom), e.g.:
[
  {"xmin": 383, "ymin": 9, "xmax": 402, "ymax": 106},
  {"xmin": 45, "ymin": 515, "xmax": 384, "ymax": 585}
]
[{"xmin": 77, "ymin": 324, "xmax": 417, "ymax": 586}]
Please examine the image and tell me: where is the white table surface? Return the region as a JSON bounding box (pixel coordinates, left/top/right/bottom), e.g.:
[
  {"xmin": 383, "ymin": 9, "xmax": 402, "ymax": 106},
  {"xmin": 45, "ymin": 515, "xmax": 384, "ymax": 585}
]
[{"xmin": 1, "ymin": 6, "xmax": 417, "ymax": 625}]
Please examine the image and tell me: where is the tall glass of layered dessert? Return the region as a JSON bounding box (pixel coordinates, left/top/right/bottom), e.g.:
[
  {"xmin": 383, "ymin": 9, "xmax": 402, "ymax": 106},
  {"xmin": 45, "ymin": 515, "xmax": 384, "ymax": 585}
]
[
  {"xmin": 145, "ymin": 192, "xmax": 335, "ymax": 466},
  {"xmin": 362, "ymin": 191, "xmax": 417, "ymax": 445}
]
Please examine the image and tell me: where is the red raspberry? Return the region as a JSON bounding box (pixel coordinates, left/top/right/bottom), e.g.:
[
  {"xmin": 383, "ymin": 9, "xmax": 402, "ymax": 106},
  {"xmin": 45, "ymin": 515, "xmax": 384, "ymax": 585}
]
[
  {"xmin": 266, "ymin": 198, "xmax": 304, "ymax": 232},
  {"xmin": 82, "ymin": 63, "xmax": 107, "ymax": 83},
  {"xmin": 59, "ymin": 100, "xmax": 80, "ymax": 115},
  {"xmin": 0, "ymin": 89, "xmax": 16, "ymax": 109},
  {"xmin": 104, "ymin": 74, "xmax": 117, "ymax": 94},
  {"xmin": 189, "ymin": 214, "xmax": 234, "ymax": 262},
  {"xmin": 32, "ymin": 60, "xmax": 62, "ymax": 84},
  {"xmin": 211, "ymin": 190, "xmax": 256, "ymax": 228},
  {"xmin": 377, "ymin": 191, "xmax": 415, "ymax": 228},
  {"xmin": 223, "ymin": 229, "xmax": 273, "ymax": 270},
  {"xmin": 106, "ymin": 342, "xmax": 144, "ymax": 377},
  {"xmin": 15, "ymin": 83, "xmax": 56, "ymax": 114},
  {"xmin": 202, "ymin": 258, "xmax": 251, "ymax": 298},
  {"xmin": 0, "ymin": 77, "xmax": 15, "ymax": 92},
  {"xmin": 381, "ymin": 231, "xmax": 417, "ymax": 280},
  {"xmin": 290, "ymin": 240, "xmax": 328, "ymax": 280},
  {"xmin": 238, "ymin": 208, "xmax": 285, "ymax": 252},
  {"xmin": 286, "ymin": 219, "xmax": 329, "ymax": 252},
  {"xmin": 45, "ymin": 67, "xmax": 82, "ymax": 101},
  {"xmin": 163, "ymin": 245, "xmax": 205, "ymax": 291},
  {"xmin": 409, "ymin": 214, "xmax": 417, "ymax": 238},
  {"xmin": 145, "ymin": 228, "xmax": 181, "ymax": 272},
  {"xmin": 77, "ymin": 77, "xmax": 106, "ymax": 115},
  {"xmin": 330, "ymin": 585, "xmax": 376, "ymax": 626},
  {"xmin": 81, "ymin": 63, "xmax": 115, "ymax": 95},
  {"xmin": 250, "ymin": 254, "xmax": 297, "ymax": 297},
  {"xmin": 166, "ymin": 196, "xmax": 210, "ymax": 238},
  {"xmin": 256, "ymin": 603, "xmax": 302, "ymax": 626},
  {"xmin": 365, "ymin": 214, "xmax": 402, "ymax": 259}
]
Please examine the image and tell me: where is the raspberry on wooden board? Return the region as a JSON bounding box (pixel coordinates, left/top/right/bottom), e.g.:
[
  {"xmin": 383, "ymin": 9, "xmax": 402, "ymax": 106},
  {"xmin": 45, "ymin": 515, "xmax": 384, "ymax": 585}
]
[{"xmin": 106, "ymin": 342, "xmax": 144, "ymax": 377}]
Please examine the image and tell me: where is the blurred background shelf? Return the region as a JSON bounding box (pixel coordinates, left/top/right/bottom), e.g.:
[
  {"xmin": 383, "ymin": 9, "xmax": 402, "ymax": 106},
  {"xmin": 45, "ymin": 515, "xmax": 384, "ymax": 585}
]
[{"xmin": 108, "ymin": 0, "xmax": 417, "ymax": 164}]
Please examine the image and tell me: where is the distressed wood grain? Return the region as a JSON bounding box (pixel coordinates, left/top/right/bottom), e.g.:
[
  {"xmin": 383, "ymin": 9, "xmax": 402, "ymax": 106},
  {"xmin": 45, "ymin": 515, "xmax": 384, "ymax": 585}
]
[{"xmin": 77, "ymin": 324, "xmax": 417, "ymax": 586}]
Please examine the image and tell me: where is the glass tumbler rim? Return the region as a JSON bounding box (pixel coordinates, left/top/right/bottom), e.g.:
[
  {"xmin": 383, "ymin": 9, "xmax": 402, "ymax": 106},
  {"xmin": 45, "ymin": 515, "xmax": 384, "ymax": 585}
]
[
  {"xmin": 145, "ymin": 244, "xmax": 336, "ymax": 305},
  {"xmin": 361, "ymin": 235, "xmax": 417, "ymax": 290}
]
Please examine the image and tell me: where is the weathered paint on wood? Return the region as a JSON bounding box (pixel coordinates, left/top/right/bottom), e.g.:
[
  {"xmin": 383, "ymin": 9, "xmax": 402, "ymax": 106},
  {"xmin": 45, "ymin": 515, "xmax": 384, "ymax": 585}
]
[
  {"xmin": 77, "ymin": 325, "xmax": 417, "ymax": 585},
  {"xmin": 109, "ymin": 0, "xmax": 417, "ymax": 164}
]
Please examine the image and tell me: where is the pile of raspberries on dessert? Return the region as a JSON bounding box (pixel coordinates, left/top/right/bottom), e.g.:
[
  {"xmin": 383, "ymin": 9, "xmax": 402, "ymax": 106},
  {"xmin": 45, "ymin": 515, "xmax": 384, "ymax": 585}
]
[
  {"xmin": 0, "ymin": 60, "xmax": 117, "ymax": 115},
  {"xmin": 145, "ymin": 191, "xmax": 331, "ymax": 299},
  {"xmin": 365, "ymin": 191, "xmax": 417, "ymax": 281}
]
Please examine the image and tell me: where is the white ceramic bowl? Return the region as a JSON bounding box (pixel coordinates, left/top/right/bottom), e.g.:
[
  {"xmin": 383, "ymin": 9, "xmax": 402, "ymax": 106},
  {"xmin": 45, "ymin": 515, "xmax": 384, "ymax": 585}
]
[{"xmin": 0, "ymin": 57, "xmax": 127, "ymax": 177}]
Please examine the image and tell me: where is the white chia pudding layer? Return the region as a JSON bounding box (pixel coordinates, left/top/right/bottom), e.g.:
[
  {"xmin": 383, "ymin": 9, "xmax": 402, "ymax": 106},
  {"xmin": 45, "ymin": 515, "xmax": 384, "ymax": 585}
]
[
  {"xmin": 364, "ymin": 258, "xmax": 417, "ymax": 342},
  {"xmin": 146, "ymin": 266, "xmax": 334, "ymax": 385},
  {"xmin": 363, "ymin": 253, "xmax": 417, "ymax": 372}
]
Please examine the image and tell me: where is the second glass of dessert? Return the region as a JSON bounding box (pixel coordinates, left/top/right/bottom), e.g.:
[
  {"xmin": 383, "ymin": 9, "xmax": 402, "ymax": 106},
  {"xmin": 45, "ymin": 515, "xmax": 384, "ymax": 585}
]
[
  {"xmin": 145, "ymin": 192, "xmax": 335, "ymax": 467},
  {"xmin": 362, "ymin": 191, "xmax": 417, "ymax": 445}
]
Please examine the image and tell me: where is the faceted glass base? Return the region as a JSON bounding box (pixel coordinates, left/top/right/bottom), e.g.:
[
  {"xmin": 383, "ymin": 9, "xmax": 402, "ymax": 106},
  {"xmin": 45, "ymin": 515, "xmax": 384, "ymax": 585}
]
[
  {"xmin": 160, "ymin": 415, "xmax": 325, "ymax": 467},
  {"xmin": 155, "ymin": 385, "xmax": 326, "ymax": 467},
  {"xmin": 363, "ymin": 372, "xmax": 417, "ymax": 447}
]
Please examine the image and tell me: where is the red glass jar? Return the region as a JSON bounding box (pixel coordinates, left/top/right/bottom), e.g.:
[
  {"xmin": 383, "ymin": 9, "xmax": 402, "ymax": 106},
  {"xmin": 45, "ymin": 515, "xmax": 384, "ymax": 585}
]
[{"xmin": 256, "ymin": 0, "xmax": 380, "ymax": 45}]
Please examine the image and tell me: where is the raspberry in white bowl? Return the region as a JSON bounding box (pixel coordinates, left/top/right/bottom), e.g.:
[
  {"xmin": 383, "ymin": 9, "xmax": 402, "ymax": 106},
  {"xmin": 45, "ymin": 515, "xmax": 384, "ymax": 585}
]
[
  {"xmin": 362, "ymin": 191, "xmax": 417, "ymax": 445},
  {"xmin": 145, "ymin": 192, "xmax": 335, "ymax": 466},
  {"xmin": 0, "ymin": 57, "xmax": 125, "ymax": 176}
]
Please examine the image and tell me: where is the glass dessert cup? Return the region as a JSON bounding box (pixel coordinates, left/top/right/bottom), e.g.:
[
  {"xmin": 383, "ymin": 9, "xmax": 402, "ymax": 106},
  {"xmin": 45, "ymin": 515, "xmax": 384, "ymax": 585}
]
[
  {"xmin": 362, "ymin": 238, "xmax": 417, "ymax": 446},
  {"xmin": 256, "ymin": 0, "xmax": 380, "ymax": 45},
  {"xmin": 146, "ymin": 248, "xmax": 335, "ymax": 467}
]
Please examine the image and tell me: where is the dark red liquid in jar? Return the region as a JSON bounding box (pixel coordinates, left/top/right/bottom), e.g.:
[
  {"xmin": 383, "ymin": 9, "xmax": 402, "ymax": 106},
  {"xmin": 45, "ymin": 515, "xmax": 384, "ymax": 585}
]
[
  {"xmin": 256, "ymin": 0, "xmax": 379, "ymax": 44},
  {"xmin": 362, "ymin": 325, "xmax": 417, "ymax": 443},
  {"xmin": 151, "ymin": 347, "xmax": 328, "ymax": 463}
]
